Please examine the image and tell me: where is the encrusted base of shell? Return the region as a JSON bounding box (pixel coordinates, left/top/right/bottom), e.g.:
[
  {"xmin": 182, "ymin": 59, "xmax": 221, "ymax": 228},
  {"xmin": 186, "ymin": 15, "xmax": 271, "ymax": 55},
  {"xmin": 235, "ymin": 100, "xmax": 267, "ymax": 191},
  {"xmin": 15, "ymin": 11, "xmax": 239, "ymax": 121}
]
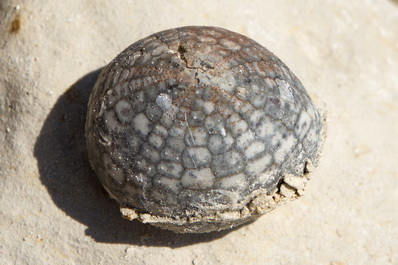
[{"xmin": 119, "ymin": 163, "xmax": 314, "ymax": 233}]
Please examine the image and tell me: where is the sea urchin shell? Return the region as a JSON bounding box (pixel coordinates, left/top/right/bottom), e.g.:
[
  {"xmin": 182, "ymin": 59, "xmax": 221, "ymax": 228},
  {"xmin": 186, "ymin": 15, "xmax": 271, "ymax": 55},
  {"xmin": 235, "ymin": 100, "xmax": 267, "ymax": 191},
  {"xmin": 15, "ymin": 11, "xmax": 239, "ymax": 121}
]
[{"xmin": 85, "ymin": 26, "xmax": 325, "ymax": 233}]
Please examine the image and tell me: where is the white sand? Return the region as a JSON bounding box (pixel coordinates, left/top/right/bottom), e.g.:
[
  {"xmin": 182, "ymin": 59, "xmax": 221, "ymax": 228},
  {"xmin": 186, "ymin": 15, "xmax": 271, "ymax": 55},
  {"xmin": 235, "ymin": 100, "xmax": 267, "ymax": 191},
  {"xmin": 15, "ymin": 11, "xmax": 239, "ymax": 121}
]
[{"xmin": 1, "ymin": 0, "xmax": 398, "ymax": 264}]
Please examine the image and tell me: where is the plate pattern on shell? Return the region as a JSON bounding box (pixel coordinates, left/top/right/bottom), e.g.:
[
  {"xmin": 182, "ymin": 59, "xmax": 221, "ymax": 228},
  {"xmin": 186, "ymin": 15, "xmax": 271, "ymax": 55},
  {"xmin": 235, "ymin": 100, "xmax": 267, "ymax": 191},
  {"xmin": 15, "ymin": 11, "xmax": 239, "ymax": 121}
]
[{"xmin": 85, "ymin": 26, "xmax": 324, "ymax": 219}]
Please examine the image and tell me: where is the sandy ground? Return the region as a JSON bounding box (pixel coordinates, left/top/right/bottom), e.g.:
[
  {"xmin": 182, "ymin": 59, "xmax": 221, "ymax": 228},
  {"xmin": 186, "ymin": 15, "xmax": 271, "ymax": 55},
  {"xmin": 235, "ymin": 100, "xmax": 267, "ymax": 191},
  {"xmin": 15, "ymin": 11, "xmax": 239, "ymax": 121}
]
[{"xmin": 1, "ymin": 0, "xmax": 398, "ymax": 264}]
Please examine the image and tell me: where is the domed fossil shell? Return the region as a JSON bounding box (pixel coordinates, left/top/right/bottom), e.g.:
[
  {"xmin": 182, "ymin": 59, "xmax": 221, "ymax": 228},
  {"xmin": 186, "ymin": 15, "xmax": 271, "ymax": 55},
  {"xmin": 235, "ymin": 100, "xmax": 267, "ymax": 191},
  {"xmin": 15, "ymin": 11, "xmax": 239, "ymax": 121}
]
[{"xmin": 85, "ymin": 26, "xmax": 325, "ymax": 233}]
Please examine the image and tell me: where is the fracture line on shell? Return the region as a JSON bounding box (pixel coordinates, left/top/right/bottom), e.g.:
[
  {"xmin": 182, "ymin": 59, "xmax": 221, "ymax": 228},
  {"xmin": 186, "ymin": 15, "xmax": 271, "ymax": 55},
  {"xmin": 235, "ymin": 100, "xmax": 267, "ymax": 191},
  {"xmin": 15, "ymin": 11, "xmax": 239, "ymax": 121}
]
[
  {"xmin": 185, "ymin": 112, "xmax": 196, "ymax": 146},
  {"xmin": 182, "ymin": 111, "xmax": 197, "ymax": 168}
]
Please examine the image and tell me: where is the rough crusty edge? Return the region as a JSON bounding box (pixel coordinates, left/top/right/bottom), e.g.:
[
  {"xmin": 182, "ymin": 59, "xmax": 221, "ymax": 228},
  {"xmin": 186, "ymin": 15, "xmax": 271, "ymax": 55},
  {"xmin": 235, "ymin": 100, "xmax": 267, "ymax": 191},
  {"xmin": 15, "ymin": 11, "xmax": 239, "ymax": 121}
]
[{"xmin": 119, "ymin": 163, "xmax": 312, "ymax": 233}]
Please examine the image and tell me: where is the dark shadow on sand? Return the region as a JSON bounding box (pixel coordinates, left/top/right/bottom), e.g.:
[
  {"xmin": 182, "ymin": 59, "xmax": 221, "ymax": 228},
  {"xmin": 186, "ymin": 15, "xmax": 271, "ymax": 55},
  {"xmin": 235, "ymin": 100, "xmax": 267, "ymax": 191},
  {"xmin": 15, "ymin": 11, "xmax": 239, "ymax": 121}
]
[{"xmin": 33, "ymin": 68, "xmax": 244, "ymax": 247}]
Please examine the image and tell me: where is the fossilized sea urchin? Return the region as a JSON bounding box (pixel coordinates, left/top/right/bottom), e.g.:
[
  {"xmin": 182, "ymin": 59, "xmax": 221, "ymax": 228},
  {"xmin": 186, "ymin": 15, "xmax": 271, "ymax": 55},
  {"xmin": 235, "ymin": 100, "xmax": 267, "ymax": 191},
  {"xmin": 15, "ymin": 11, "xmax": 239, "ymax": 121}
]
[{"xmin": 85, "ymin": 26, "xmax": 325, "ymax": 233}]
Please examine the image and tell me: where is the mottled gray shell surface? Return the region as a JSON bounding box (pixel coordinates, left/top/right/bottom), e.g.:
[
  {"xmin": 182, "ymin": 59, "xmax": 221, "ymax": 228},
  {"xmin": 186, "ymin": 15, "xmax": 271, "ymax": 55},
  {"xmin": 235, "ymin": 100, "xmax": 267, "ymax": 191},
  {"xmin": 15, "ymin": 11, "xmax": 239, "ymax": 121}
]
[{"xmin": 85, "ymin": 26, "xmax": 325, "ymax": 233}]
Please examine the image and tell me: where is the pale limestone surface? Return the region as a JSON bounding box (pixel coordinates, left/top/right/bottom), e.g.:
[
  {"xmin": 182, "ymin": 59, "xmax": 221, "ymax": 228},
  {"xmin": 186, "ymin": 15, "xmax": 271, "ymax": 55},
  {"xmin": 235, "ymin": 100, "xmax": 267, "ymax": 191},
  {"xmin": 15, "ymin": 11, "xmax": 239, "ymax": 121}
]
[{"xmin": 1, "ymin": 0, "xmax": 398, "ymax": 264}]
